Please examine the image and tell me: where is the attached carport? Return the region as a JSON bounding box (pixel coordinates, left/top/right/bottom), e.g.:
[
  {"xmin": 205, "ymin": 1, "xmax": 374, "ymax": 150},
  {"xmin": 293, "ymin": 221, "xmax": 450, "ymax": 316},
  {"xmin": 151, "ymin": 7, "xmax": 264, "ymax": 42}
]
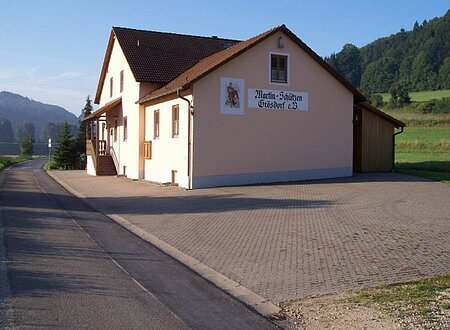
[{"xmin": 353, "ymin": 102, "xmax": 406, "ymax": 173}]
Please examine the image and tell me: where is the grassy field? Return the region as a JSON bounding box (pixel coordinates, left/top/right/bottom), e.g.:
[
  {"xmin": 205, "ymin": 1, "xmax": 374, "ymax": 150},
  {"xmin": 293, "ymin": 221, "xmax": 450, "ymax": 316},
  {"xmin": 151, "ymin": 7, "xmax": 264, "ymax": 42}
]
[
  {"xmin": 0, "ymin": 155, "xmax": 30, "ymax": 171},
  {"xmin": 395, "ymin": 127, "xmax": 450, "ymax": 183},
  {"xmin": 380, "ymin": 89, "xmax": 450, "ymax": 103},
  {"xmin": 384, "ymin": 108, "xmax": 450, "ymax": 127}
]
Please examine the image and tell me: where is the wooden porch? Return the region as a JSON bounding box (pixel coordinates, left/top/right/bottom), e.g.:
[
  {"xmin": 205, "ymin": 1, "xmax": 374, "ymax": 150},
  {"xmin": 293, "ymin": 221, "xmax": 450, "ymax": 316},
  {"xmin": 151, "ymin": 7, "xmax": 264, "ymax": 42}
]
[{"xmin": 83, "ymin": 98, "xmax": 122, "ymax": 176}]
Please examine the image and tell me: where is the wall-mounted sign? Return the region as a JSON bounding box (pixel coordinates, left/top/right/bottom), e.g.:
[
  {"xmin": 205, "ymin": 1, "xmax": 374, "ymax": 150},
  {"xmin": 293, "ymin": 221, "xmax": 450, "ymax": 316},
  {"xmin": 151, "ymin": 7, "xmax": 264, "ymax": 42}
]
[
  {"xmin": 220, "ymin": 77, "xmax": 245, "ymax": 115},
  {"xmin": 248, "ymin": 88, "xmax": 308, "ymax": 111}
]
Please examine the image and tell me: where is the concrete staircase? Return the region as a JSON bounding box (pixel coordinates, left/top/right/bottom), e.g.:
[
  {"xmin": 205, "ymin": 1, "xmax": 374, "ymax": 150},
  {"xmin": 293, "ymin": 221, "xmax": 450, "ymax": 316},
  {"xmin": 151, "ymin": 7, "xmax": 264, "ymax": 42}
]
[{"xmin": 96, "ymin": 155, "xmax": 117, "ymax": 176}]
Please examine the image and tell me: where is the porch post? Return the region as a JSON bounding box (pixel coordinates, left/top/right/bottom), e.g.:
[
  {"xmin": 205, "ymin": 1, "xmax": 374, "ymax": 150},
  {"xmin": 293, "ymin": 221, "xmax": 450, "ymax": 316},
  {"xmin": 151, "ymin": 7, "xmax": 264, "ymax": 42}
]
[{"xmin": 95, "ymin": 118, "xmax": 99, "ymax": 156}]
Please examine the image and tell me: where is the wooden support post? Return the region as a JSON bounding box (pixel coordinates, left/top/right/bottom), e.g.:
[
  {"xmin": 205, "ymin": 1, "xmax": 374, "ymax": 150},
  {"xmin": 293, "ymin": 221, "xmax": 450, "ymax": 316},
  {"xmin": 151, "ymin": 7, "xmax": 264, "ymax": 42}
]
[{"xmin": 95, "ymin": 118, "xmax": 99, "ymax": 156}]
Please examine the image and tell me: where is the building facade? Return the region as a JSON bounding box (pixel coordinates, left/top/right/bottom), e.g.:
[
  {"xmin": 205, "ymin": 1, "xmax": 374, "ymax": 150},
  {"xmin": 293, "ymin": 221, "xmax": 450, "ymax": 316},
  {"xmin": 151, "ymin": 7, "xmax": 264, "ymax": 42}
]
[{"xmin": 85, "ymin": 25, "xmax": 404, "ymax": 189}]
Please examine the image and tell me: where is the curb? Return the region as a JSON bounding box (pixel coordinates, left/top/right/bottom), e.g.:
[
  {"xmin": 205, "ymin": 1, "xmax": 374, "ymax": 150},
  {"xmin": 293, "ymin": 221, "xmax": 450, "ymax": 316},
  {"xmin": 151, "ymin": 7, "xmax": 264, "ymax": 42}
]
[{"xmin": 46, "ymin": 170, "xmax": 282, "ymax": 317}]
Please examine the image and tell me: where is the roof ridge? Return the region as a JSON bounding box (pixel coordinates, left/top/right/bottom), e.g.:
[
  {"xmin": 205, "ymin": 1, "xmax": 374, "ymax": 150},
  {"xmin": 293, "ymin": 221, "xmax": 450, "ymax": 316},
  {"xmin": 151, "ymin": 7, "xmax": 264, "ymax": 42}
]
[
  {"xmin": 112, "ymin": 26, "xmax": 241, "ymax": 42},
  {"xmin": 138, "ymin": 24, "xmax": 285, "ymax": 104},
  {"xmin": 195, "ymin": 25, "xmax": 284, "ymax": 63}
]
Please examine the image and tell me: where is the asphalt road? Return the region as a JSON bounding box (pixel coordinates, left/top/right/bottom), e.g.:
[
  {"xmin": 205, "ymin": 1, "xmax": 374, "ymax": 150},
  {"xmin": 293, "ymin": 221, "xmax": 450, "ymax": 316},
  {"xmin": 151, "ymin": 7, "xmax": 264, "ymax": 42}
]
[{"xmin": 0, "ymin": 159, "xmax": 278, "ymax": 329}]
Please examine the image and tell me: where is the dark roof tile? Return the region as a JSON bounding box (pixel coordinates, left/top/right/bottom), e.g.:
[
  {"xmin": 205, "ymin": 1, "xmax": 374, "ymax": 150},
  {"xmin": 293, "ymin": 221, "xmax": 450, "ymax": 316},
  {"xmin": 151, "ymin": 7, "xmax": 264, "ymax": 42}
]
[{"xmin": 113, "ymin": 27, "xmax": 240, "ymax": 83}]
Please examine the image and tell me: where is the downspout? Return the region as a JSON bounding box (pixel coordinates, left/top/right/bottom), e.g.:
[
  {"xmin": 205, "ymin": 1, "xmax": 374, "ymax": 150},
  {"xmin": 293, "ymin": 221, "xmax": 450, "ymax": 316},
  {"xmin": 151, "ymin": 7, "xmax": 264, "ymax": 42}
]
[
  {"xmin": 177, "ymin": 88, "xmax": 194, "ymax": 189},
  {"xmin": 392, "ymin": 127, "xmax": 404, "ymax": 172}
]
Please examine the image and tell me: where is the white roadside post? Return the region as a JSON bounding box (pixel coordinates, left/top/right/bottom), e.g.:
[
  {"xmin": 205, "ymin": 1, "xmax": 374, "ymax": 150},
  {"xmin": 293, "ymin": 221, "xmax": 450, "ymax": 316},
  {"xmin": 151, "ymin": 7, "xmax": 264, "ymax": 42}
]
[{"xmin": 48, "ymin": 138, "xmax": 52, "ymax": 161}]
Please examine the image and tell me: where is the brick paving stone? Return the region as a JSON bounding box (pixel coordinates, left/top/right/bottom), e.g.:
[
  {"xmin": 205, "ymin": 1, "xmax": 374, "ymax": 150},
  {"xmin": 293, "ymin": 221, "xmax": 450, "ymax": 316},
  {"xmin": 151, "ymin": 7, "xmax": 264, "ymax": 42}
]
[{"xmin": 51, "ymin": 171, "xmax": 450, "ymax": 302}]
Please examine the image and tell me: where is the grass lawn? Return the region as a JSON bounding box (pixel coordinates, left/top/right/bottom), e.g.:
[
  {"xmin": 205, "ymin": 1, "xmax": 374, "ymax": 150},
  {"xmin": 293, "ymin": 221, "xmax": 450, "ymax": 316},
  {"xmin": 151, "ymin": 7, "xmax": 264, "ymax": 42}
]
[
  {"xmin": 380, "ymin": 89, "xmax": 450, "ymax": 103},
  {"xmin": 395, "ymin": 127, "xmax": 450, "ymax": 183}
]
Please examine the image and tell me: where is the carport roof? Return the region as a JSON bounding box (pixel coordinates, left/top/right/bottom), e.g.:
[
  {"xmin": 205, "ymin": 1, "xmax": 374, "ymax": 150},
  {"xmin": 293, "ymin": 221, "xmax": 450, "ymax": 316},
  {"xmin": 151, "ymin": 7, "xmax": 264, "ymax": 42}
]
[{"xmin": 359, "ymin": 102, "xmax": 406, "ymax": 128}]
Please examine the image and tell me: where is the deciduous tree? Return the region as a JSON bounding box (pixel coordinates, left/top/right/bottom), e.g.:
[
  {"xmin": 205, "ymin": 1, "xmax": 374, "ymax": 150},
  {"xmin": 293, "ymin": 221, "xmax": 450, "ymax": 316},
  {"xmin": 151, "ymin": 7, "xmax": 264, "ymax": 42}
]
[
  {"xmin": 20, "ymin": 134, "xmax": 34, "ymax": 157},
  {"xmin": 16, "ymin": 122, "xmax": 35, "ymax": 142},
  {"xmin": 0, "ymin": 116, "xmax": 14, "ymax": 142}
]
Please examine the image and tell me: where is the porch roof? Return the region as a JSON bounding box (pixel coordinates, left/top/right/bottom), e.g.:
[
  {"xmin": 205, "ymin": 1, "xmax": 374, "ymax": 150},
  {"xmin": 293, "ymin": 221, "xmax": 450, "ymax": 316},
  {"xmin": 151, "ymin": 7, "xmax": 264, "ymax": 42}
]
[{"xmin": 83, "ymin": 97, "xmax": 122, "ymax": 122}]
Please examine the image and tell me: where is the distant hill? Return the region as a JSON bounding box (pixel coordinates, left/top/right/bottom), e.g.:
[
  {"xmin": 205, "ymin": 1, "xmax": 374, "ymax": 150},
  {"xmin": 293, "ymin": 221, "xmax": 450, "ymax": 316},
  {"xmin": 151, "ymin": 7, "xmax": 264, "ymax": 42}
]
[
  {"xmin": 0, "ymin": 91, "xmax": 78, "ymax": 141},
  {"xmin": 326, "ymin": 10, "xmax": 450, "ymax": 93}
]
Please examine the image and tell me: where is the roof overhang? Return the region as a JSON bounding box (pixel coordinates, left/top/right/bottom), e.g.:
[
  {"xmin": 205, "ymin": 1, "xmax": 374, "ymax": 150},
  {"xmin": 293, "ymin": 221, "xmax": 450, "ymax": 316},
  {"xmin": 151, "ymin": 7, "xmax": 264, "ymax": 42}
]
[
  {"xmin": 94, "ymin": 30, "xmax": 116, "ymax": 104},
  {"xmin": 138, "ymin": 25, "xmax": 366, "ymax": 105},
  {"xmin": 83, "ymin": 97, "xmax": 122, "ymax": 122},
  {"xmin": 358, "ymin": 102, "xmax": 406, "ymax": 128}
]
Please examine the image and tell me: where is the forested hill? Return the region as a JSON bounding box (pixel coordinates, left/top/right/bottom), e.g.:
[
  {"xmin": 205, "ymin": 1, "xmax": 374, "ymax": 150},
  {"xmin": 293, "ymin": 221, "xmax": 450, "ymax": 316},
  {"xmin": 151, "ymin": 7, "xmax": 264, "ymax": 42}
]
[
  {"xmin": 0, "ymin": 91, "xmax": 78, "ymax": 142},
  {"xmin": 325, "ymin": 10, "xmax": 450, "ymax": 93}
]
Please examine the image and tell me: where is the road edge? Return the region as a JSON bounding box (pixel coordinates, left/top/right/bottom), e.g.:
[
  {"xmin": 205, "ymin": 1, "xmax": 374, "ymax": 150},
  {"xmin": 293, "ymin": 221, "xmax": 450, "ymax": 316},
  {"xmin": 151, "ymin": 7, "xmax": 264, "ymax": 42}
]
[
  {"xmin": 0, "ymin": 167, "xmax": 14, "ymax": 327},
  {"xmin": 45, "ymin": 170, "xmax": 282, "ymax": 318}
]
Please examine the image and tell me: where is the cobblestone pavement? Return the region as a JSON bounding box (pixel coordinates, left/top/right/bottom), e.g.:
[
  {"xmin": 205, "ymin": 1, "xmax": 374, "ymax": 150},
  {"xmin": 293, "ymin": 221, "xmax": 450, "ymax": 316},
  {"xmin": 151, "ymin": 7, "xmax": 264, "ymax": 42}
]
[{"xmin": 50, "ymin": 171, "xmax": 450, "ymax": 302}]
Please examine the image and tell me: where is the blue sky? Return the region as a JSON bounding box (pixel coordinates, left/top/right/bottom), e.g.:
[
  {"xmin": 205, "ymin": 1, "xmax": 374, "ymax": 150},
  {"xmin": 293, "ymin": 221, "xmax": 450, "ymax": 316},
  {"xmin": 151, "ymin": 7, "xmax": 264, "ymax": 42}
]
[{"xmin": 1, "ymin": 0, "xmax": 448, "ymax": 116}]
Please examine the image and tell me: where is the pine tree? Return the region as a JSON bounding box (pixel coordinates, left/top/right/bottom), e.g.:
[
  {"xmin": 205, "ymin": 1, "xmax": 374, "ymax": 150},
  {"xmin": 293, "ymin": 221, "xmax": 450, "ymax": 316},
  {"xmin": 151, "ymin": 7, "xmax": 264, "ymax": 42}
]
[
  {"xmin": 74, "ymin": 95, "xmax": 93, "ymax": 169},
  {"xmin": 54, "ymin": 121, "xmax": 75, "ymax": 169}
]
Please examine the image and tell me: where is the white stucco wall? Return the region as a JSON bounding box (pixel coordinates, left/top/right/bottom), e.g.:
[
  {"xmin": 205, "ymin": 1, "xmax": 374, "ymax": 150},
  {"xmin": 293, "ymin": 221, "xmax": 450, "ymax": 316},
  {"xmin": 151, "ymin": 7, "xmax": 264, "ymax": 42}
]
[
  {"xmin": 86, "ymin": 155, "xmax": 96, "ymax": 176},
  {"xmin": 143, "ymin": 96, "xmax": 191, "ymax": 188},
  {"xmin": 97, "ymin": 37, "xmax": 142, "ymax": 179}
]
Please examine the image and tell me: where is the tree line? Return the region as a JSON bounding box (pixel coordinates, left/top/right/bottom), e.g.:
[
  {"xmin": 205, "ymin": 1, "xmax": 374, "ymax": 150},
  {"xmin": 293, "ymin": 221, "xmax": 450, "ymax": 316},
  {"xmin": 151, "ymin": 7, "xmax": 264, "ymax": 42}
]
[
  {"xmin": 325, "ymin": 10, "xmax": 450, "ymax": 93},
  {"xmin": 0, "ymin": 96, "xmax": 93, "ymax": 169},
  {"xmin": 0, "ymin": 118, "xmax": 78, "ymax": 143}
]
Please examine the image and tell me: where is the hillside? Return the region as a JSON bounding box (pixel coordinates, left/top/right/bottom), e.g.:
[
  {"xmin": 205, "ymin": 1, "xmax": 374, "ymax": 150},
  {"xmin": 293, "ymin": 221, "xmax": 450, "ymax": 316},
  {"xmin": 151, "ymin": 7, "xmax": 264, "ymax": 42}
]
[
  {"xmin": 326, "ymin": 10, "xmax": 450, "ymax": 93},
  {"xmin": 0, "ymin": 91, "xmax": 78, "ymax": 141}
]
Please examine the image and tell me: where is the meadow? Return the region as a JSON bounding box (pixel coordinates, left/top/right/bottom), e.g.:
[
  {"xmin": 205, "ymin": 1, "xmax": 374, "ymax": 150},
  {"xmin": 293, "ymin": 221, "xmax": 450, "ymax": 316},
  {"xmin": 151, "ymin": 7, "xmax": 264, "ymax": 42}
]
[
  {"xmin": 373, "ymin": 89, "xmax": 450, "ymax": 183},
  {"xmin": 392, "ymin": 120, "xmax": 450, "ymax": 183},
  {"xmin": 379, "ymin": 89, "xmax": 450, "ymax": 103}
]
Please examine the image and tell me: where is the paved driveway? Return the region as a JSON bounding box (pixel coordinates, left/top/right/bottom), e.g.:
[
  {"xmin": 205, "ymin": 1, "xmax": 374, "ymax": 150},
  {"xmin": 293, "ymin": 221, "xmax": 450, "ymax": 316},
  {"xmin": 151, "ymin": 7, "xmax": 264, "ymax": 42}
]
[{"xmin": 51, "ymin": 171, "xmax": 450, "ymax": 302}]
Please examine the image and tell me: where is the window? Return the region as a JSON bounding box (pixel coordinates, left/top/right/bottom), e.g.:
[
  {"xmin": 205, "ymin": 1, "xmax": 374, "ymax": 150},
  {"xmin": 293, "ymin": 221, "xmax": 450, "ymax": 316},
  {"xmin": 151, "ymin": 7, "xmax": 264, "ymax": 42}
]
[
  {"xmin": 154, "ymin": 110, "xmax": 160, "ymax": 139},
  {"xmin": 123, "ymin": 116, "xmax": 128, "ymax": 141},
  {"xmin": 114, "ymin": 119, "xmax": 118, "ymax": 142},
  {"xmin": 270, "ymin": 54, "xmax": 288, "ymax": 83},
  {"xmin": 143, "ymin": 141, "xmax": 152, "ymax": 159},
  {"xmin": 110, "ymin": 77, "xmax": 113, "ymax": 97},
  {"xmin": 120, "ymin": 70, "xmax": 124, "ymax": 92},
  {"xmin": 172, "ymin": 105, "xmax": 179, "ymax": 137}
]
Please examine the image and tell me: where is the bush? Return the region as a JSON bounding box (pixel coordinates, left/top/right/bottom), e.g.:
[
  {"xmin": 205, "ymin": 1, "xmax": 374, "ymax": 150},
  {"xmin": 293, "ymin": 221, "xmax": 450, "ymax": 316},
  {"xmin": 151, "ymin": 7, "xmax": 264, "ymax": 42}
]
[
  {"xmin": 44, "ymin": 160, "xmax": 59, "ymax": 170},
  {"xmin": 0, "ymin": 156, "xmax": 28, "ymax": 171},
  {"xmin": 418, "ymin": 97, "xmax": 450, "ymax": 114},
  {"xmin": 370, "ymin": 94, "xmax": 384, "ymax": 107}
]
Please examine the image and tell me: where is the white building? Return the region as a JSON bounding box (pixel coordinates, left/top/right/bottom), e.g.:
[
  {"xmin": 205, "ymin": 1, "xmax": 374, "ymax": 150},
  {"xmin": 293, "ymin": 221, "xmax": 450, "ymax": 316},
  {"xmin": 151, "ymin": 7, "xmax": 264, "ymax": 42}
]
[{"xmin": 84, "ymin": 25, "xmax": 404, "ymax": 189}]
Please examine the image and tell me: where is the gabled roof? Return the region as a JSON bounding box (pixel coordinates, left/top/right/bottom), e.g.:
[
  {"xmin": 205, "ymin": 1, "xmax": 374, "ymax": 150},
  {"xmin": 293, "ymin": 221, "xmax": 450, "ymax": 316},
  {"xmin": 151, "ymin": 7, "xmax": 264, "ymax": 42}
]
[
  {"xmin": 94, "ymin": 27, "xmax": 240, "ymax": 104},
  {"xmin": 138, "ymin": 25, "xmax": 365, "ymax": 104}
]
